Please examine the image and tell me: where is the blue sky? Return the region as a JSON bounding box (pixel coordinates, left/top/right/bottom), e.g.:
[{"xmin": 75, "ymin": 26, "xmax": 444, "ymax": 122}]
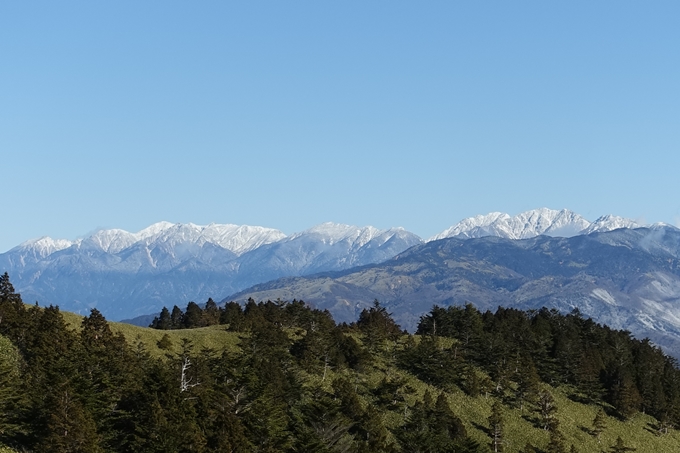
[{"xmin": 1, "ymin": 1, "xmax": 679, "ymax": 252}]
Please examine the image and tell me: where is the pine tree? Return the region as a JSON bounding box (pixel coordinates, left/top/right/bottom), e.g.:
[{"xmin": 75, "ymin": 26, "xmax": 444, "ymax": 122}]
[
  {"xmin": 537, "ymin": 389, "xmax": 558, "ymax": 430},
  {"xmin": 169, "ymin": 305, "xmax": 184, "ymax": 329},
  {"xmin": 220, "ymin": 301, "xmax": 245, "ymax": 331},
  {"xmin": 356, "ymin": 300, "xmax": 401, "ymax": 354},
  {"xmin": 183, "ymin": 302, "xmax": 204, "ymax": 328},
  {"xmin": 488, "ymin": 400, "xmax": 504, "ymax": 452},
  {"xmin": 611, "ymin": 373, "xmax": 642, "ymax": 420},
  {"xmin": 38, "ymin": 388, "xmax": 104, "ymax": 453},
  {"xmin": 592, "ymin": 408, "xmax": 606, "ymax": 441},
  {"xmin": 609, "ymin": 436, "xmax": 636, "ymax": 452},
  {"xmin": 0, "ymin": 334, "xmax": 24, "ymax": 442},
  {"xmin": 464, "ymin": 366, "xmax": 481, "ymax": 397},
  {"xmin": 545, "ymin": 427, "xmax": 566, "ymax": 453},
  {"xmin": 157, "ymin": 333, "xmax": 173, "ymax": 350},
  {"xmin": 151, "ymin": 307, "xmax": 172, "ymax": 330},
  {"xmin": 203, "ymin": 298, "xmax": 220, "ymax": 326},
  {"xmin": 433, "ymin": 392, "xmax": 467, "ymax": 441},
  {"xmin": 516, "ymin": 358, "xmax": 540, "ymax": 411}
]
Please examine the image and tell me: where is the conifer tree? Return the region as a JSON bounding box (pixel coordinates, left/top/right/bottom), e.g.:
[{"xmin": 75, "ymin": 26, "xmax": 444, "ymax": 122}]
[
  {"xmin": 592, "ymin": 408, "xmax": 606, "ymax": 441},
  {"xmin": 516, "ymin": 358, "xmax": 541, "ymax": 411},
  {"xmin": 545, "ymin": 427, "xmax": 567, "ymax": 453},
  {"xmin": 170, "ymin": 305, "xmax": 183, "ymax": 329},
  {"xmin": 609, "ymin": 436, "xmax": 636, "ymax": 452},
  {"xmin": 611, "ymin": 372, "xmax": 642, "ymax": 420},
  {"xmin": 356, "ymin": 300, "xmax": 401, "ymax": 353},
  {"xmin": 157, "ymin": 333, "xmax": 173, "ymax": 350},
  {"xmin": 463, "ymin": 366, "xmax": 481, "ymax": 397},
  {"xmin": 151, "ymin": 307, "xmax": 172, "ymax": 330},
  {"xmin": 183, "ymin": 302, "xmax": 204, "ymax": 328},
  {"xmin": 203, "ymin": 298, "xmax": 220, "ymax": 326},
  {"xmin": 38, "ymin": 388, "xmax": 104, "ymax": 453},
  {"xmin": 537, "ymin": 389, "xmax": 558, "ymax": 430},
  {"xmin": 488, "ymin": 400, "xmax": 504, "ymax": 452},
  {"xmin": 0, "ymin": 334, "xmax": 24, "ymax": 442},
  {"xmin": 220, "ymin": 301, "xmax": 245, "ymax": 331}
]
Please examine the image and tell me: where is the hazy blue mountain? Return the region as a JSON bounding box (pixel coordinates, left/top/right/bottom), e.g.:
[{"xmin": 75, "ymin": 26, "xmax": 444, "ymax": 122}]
[
  {"xmin": 0, "ymin": 208, "xmax": 665, "ymax": 324},
  {"xmin": 0, "ymin": 221, "xmax": 422, "ymax": 319}
]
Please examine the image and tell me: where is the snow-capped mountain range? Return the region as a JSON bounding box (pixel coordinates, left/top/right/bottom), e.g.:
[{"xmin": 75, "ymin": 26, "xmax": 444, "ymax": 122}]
[
  {"xmin": 430, "ymin": 208, "xmax": 642, "ymax": 241},
  {"xmin": 0, "ymin": 208, "xmax": 666, "ymax": 321}
]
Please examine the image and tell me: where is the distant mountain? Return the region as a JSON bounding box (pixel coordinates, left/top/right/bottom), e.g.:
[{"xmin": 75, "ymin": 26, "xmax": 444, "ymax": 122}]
[
  {"xmin": 0, "ymin": 208, "xmax": 666, "ymax": 324},
  {"xmin": 430, "ymin": 208, "xmax": 640, "ymax": 241},
  {"xmin": 226, "ymin": 224, "xmax": 680, "ymax": 356},
  {"xmin": 0, "ymin": 221, "xmax": 421, "ymax": 320}
]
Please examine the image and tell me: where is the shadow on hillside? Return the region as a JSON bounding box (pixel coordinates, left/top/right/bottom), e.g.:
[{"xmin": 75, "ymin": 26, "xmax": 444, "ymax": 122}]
[{"xmin": 471, "ymin": 421, "xmax": 489, "ymax": 436}]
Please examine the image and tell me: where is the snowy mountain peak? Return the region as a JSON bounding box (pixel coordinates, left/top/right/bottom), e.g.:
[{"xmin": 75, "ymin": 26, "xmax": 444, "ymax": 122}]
[
  {"xmin": 581, "ymin": 215, "xmax": 640, "ymax": 234},
  {"xmin": 134, "ymin": 222, "xmax": 286, "ymax": 256},
  {"xmin": 13, "ymin": 236, "xmax": 73, "ymax": 258},
  {"xmin": 291, "ymin": 223, "xmax": 387, "ymax": 247},
  {"xmin": 431, "ymin": 208, "xmax": 635, "ymax": 241},
  {"xmin": 135, "ymin": 221, "xmax": 176, "ymax": 240},
  {"xmin": 83, "ymin": 229, "xmax": 138, "ymax": 254}
]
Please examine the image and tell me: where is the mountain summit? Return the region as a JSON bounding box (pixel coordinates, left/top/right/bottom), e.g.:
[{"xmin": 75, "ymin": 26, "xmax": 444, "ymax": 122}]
[{"xmin": 430, "ymin": 208, "xmax": 639, "ymax": 241}]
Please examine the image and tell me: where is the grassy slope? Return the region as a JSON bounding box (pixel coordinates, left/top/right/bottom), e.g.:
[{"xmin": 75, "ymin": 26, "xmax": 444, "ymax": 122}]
[{"xmin": 54, "ymin": 311, "xmax": 680, "ymax": 452}]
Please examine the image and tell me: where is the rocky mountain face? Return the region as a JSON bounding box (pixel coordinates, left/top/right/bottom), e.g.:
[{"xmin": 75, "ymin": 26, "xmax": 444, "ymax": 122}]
[{"xmin": 226, "ymin": 225, "xmax": 680, "ymax": 356}]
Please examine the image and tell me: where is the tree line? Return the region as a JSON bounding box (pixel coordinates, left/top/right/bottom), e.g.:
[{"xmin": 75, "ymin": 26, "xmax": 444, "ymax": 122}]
[{"xmin": 0, "ymin": 271, "xmax": 668, "ymax": 452}]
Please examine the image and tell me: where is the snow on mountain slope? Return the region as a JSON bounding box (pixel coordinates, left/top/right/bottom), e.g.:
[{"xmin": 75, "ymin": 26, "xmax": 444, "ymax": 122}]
[
  {"xmin": 431, "ymin": 208, "xmax": 635, "ymax": 241},
  {"xmin": 235, "ymin": 223, "xmax": 423, "ymax": 280},
  {"xmin": 0, "ymin": 210, "xmax": 665, "ymax": 322},
  {"xmin": 13, "ymin": 237, "xmax": 74, "ymax": 258},
  {"xmin": 0, "ymin": 221, "xmax": 421, "ymax": 319},
  {"xmin": 580, "ymin": 215, "xmax": 640, "ymax": 234}
]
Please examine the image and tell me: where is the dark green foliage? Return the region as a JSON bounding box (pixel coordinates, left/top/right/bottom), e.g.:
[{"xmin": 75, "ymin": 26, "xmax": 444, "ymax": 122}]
[
  {"xmin": 2, "ymin": 272, "xmax": 680, "ymax": 452},
  {"xmin": 356, "ymin": 300, "xmax": 402, "ymax": 353},
  {"xmin": 609, "ymin": 436, "xmax": 637, "ymax": 452},
  {"xmin": 156, "ymin": 333, "xmax": 173, "ymax": 350},
  {"xmin": 397, "ymin": 335, "xmax": 462, "ymax": 389},
  {"xmin": 170, "ymin": 305, "xmax": 183, "ymax": 329},
  {"xmin": 395, "ymin": 391, "xmax": 475, "ymax": 453},
  {"xmin": 545, "ymin": 427, "xmax": 567, "ymax": 453},
  {"xmin": 413, "ymin": 303, "xmax": 680, "ymax": 427},
  {"xmin": 203, "ymin": 298, "xmax": 220, "ymax": 326},
  {"xmin": 592, "ymin": 408, "xmax": 606, "ymax": 440},
  {"xmin": 537, "ymin": 389, "xmax": 559, "ymax": 431},
  {"xmin": 488, "ymin": 400, "xmax": 504, "ymax": 452},
  {"xmin": 150, "ymin": 306, "xmax": 171, "ymax": 330},
  {"xmin": 220, "ymin": 301, "xmax": 245, "ymax": 331},
  {"xmin": 183, "ymin": 301, "xmax": 204, "ymax": 328}
]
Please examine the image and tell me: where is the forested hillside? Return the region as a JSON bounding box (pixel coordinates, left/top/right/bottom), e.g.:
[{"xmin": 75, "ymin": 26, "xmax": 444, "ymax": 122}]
[{"xmin": 1, "ymin": 272, "xmax": 680, "ymax": 452}]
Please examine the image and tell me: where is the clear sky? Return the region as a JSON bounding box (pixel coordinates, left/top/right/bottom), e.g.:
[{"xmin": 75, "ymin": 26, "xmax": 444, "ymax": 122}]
[{"xmin": 1, "ymin": 1, "xmax": 679, "ymax": 252}]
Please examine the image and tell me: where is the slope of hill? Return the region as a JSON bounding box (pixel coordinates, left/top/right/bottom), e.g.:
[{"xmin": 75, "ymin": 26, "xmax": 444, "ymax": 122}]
[{"xmin": 2, "ymin": 288, "xmax": 680, "ymax": 453}]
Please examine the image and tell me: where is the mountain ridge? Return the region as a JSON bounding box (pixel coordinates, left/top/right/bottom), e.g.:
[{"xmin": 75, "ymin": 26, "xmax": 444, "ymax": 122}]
[{"xmin": 1, "ymin": 208, "xmax": 674, "ymax": 325}]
